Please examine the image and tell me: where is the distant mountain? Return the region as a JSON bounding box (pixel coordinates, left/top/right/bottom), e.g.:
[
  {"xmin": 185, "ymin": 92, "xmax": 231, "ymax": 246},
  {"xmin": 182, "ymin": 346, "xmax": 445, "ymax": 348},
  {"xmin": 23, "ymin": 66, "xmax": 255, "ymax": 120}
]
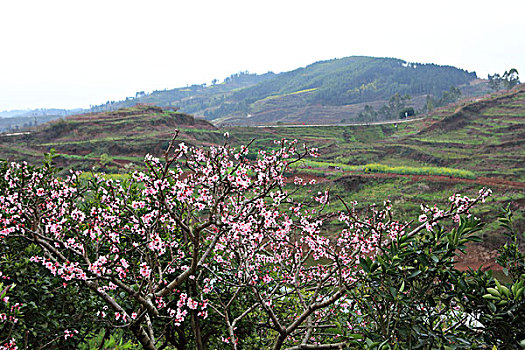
[
  {"xmin": 0, "ymin": 72, "xmax": 274, "ymax": 132},
  {"xmin": 0, "ymin": 109, "xmax": 32, "ymax": 118},
  {"xmin": 96, "ymin": 56, "xmax": 477, "ymax": 126},
  {"xmin": 0, "ymin": 108, "xmax": 84, "ymax": 132}
]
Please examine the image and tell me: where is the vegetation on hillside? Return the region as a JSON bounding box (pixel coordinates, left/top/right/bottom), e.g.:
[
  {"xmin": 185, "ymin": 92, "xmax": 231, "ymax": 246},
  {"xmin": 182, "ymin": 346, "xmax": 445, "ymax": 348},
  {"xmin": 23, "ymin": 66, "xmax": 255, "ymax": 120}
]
[
  {"xmin": 88, "ymin": 71, "xmax": 276, "ymax": 114},
  {"xmin": 207, "ymin": 57, "xmax": 476, "ymax": 124},
  {"xmin": 0, "ymin": 105, "xmax": 221, "ymax": 170},
  {"xmin": 1, "ymin": 87, "xmax": 523, "ymax": 237},
  {"xmin": 1, "ymin": 140, "xmax": 523, "ymax": 349},
  {"xmin": 488, "ymin": 68, "xmax": 520, "ymax": 91},
  {"xmin": 77, "ymin": 56, "xmax": 478, "ymax": 126},
  {"xmin": 363, "ymin": 163, "xmax": 476, "ymax": 179},
  {"xmin": 1, "ymin": 57, "xmax": 486, "ymax": 129},
  {"xmin": 231, "ymin": 56, "xmax": 475, "ymax": 106}
]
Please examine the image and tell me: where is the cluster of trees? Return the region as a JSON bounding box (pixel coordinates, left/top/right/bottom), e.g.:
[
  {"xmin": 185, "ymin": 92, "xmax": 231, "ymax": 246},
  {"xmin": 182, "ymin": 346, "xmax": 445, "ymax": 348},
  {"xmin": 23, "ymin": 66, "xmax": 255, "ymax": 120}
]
[
  {"xmin": 0, "ymin": 138, "xmax": 524, "ymax": 349},
  {"xmin": 423, "ymin": 86, "xmax": 463, "ymax": 113},
  {"xmin": 222, "ymin": 71, "xmax": 276, "ymax": 86},
  {"xmin": 348, "ymin": 81, "xmax": 468, "ymax": 125},
  {"xmin": 357, "ymin": 93, "xmax": 414, "ymax": 122},
  {"xmin": 356, "ymin": 82, "xmax": 463, "ymax": 123},
  {"xmin": 488, "ymin": 69, "xmax": 520, "ymax": 91}
]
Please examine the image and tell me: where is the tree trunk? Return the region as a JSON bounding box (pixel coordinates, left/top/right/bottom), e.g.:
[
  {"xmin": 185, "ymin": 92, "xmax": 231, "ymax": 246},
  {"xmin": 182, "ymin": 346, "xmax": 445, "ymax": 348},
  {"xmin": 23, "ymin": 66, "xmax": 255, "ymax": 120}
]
[
  {"xmin": 131, "ymin": 324, "xmax": 157, "ymax": 350},
  {"xmin": 189, "ymin": 280, "xmax": 205, "ymax": 350},
  {"xmin": 272, "ymin": 333, "xmax": 287, "ymax": 350},
  {"xmin": 191, "ymin": 309, "xmax": 204, "ymax": 350}
]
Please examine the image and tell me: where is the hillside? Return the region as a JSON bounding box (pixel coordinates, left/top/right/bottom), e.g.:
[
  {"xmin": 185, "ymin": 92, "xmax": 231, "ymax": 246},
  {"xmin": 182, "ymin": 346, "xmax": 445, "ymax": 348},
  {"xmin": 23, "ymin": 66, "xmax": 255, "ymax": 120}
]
[
  {"xmin": 88, "ymin": 56, "xmax": 478, "ymax": 126},
  {"xmin": 0, "ymin": 104, "xmax": 222, "ymax": 170},
  {"xmin": 88, "ymin": 71, "xmax": 276, "ymax": 114},
  {"xmin": 224, "ymin": 85, "xmax": 522, "ymax": 176},
  {"xmin": 0, "ymin": 72, "xmax": 276, "ymax": 132},
  {"xmin": 0, "ymin": 108, "xmax": 83, "ymax": 132},
  {"xmin": 231, "ymin": 57, "xmax": 475, "ymax": 104},
  {"xmin": 1, "ymin": 57, "xmax": 484, "ymax": 130},
  {"xmin": 0, "ymin": 87, "xmax": 523, "ymax": 267}
]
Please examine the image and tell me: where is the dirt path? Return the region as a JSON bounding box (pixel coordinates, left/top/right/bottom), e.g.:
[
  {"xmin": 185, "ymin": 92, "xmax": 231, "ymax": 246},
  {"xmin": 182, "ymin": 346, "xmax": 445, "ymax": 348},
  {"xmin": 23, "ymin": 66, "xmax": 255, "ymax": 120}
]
[{"xmin": 454, "ymin": 243, "xmax": 502, "ymax": 272}]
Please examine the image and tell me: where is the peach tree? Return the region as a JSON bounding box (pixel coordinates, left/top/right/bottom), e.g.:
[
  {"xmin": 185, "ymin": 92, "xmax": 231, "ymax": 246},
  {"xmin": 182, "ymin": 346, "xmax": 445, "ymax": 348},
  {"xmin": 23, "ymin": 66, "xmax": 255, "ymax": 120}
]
[{"xmin": 0, "ymin": 135, "xmax": 501, "ymax": 349}]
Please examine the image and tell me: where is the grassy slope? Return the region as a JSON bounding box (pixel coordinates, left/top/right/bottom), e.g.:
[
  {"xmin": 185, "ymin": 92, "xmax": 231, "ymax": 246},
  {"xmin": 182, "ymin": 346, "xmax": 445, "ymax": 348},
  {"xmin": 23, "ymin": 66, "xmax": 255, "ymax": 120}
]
[{"xmin": 230, "ymin": 85, "xmax": 524, "ymax": 181}]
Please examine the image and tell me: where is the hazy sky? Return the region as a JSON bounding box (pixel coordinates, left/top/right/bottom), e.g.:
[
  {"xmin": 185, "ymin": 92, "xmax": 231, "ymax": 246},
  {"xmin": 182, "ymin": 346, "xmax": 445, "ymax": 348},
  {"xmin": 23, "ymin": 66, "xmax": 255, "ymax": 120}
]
[{"xmin": 1, "ymin": 0, "xmax": 524, "ymax": 111}]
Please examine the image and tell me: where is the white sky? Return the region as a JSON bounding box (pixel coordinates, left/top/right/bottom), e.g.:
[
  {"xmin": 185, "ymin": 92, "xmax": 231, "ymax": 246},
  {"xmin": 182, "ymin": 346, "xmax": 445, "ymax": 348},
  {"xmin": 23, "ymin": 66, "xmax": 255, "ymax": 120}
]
[{"xmin": 1, "ymin": 0, "xmax": 524, "ymax": 111}]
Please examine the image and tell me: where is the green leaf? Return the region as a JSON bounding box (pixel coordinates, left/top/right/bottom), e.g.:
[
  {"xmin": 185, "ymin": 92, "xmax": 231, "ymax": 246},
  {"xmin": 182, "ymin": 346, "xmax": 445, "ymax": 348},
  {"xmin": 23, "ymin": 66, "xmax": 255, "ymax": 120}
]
[
  {"xmin": 488, "ymin": 301, "xmax": 497, "ymax": 313},
  {"xmin": 487, "ymin": 288, "xmax": 501, "ymax": 298},
  {"xmin": 390, "ymin": 286, "xmax": 398, "ymax": 297},
  {"xmin": 348, "ymin": 334, "xmax": 364, "ymax": 339},
  {"xmin": 409, "ymin": 270, "xmax": 422, "ymax": 279},
  {"xmin": 360, "ymin": 259, "xmax": 370, "ymax": 273}
]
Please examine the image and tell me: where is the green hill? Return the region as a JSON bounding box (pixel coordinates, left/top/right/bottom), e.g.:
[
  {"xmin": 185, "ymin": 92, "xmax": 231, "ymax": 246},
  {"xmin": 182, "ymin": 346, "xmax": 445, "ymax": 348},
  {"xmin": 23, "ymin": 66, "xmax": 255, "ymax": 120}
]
[
  {"xmin": 88, "ymin": 71, "xmax": 276, "ymax": 114},
  {"xmin": 230, "ymin": 85, "xmax": 524, "ymax": 181},
  {"xmin": 90, "ymin": 56, "xmax": 478, "ymax": 126},
  {"xmin": 231, "ymin": 56, "xmax": 476, "ymax": 105}
]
